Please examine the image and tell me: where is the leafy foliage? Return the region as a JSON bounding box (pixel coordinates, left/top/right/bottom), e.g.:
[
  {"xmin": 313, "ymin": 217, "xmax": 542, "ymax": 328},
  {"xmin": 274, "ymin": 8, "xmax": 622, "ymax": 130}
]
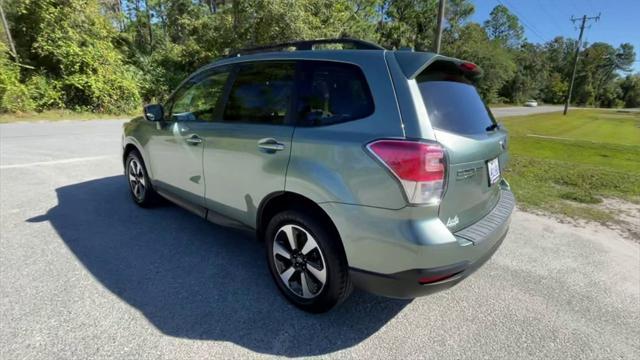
[
  {"xmin": 0, "ymin": 41, "xmax": 32, "ymax": 112},
  {"xmin": 6, "ymin": 0, "xmax": 141, "ymax": 113},
  {"xmin": 0, "ymin": 0, "xmax": 637, "ymax": 113},
  {"xmin": 483, "ymin": 4, "xmax": 524, "ymax": 48}
]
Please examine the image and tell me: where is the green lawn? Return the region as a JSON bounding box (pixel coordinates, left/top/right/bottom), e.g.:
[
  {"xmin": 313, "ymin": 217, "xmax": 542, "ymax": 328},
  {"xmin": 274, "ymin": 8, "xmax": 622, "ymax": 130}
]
[{"xmin": 501, "ymin": 109, "xmax": 640, "ymax": 223}]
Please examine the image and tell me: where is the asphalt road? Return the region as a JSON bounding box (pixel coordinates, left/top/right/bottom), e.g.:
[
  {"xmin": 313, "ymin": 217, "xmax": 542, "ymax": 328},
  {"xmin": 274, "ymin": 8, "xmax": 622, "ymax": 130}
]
[
  {"xmin": 491, "ymin": 105, "xmax": 564, "ymax": 118},
  {"xmin": 1, "ymin": 118, "xmax": 638, "ymax": 359}
]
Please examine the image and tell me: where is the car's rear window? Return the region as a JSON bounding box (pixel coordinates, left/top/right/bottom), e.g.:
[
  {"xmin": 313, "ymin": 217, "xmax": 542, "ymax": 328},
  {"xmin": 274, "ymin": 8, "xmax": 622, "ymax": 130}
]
[{"xmin": 417, "ymin": 73, "xmax": 496, "ymax": 135}]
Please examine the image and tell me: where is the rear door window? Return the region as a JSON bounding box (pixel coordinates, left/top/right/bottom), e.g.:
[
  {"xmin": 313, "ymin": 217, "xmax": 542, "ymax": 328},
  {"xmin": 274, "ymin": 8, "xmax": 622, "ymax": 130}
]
[
  {"xmin": 296, "ymin": 61, "xmax": 374, "ymax": 126},
  {"xmin": 222, "ymin": 62, "xmax": 295, "ymax": 125},
  {"xmin": 417, "ymin": 71, "xmax": 496, "ymax": 135}
]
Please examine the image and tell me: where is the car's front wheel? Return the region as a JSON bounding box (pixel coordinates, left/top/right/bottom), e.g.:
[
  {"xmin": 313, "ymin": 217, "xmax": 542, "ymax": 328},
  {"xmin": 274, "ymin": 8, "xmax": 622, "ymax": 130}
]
[
  {"xmin": 265, "ymin": 210, "xmax": 352, "ymax": 313},
  {"xmin": 125, "ymin": 150, "xmax": 157, "ymax": 207}
]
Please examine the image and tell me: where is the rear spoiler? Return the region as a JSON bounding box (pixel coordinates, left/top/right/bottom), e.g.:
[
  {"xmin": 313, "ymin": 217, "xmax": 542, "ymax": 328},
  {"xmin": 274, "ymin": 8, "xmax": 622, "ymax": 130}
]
[{"xmin": 393, "ymin": 51, "xmax": 482, "ymax": 80}]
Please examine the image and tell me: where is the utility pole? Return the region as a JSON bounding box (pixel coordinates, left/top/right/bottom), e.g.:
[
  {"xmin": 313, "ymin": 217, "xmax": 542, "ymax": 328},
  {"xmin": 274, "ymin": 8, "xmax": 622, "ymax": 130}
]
[
  {"xmin": 564, "ymin": 13, "xmax": 600, "ymax": 115},
  {"xmin": 434, "ymin": 0, "xmax": 446, "ymax": 53},
  {"xmin": 0, "ymin": 0, "xmax": 18, "ymax": 60}
]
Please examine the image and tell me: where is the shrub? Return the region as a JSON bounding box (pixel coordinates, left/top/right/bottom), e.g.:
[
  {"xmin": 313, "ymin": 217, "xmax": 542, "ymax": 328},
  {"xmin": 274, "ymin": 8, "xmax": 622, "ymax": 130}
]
[
  {"xmin": 0, "ymin": 43, "xmax": 33, "ymax": 112},
  {"xmin": 26, "ymin": 75, "xmax": 63, "ymax": 111}
]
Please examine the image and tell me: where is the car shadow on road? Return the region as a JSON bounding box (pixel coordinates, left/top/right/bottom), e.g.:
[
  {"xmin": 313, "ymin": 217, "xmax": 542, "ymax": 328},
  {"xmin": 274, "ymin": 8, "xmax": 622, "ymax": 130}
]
[{"xmin": 28, "ymin": 175, "xmax": 410, "ymax": 356}]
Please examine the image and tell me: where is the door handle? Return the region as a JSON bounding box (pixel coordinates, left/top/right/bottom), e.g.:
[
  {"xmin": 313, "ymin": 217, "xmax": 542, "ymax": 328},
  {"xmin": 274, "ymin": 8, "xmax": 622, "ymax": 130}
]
[
  {"xmin": 185, "ymin": 134, "xmax": 203, "ymax": 145},
  {"xmin": 257, "ymin": 138, "xmax": 285, "ymax": 152}
]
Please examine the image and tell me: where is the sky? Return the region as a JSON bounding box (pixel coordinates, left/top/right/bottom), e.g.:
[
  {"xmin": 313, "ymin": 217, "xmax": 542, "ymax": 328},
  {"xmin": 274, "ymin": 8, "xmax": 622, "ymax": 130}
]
[{"xmin": 469, "ymin": 0, "xmax": 640, "ymax": 72}]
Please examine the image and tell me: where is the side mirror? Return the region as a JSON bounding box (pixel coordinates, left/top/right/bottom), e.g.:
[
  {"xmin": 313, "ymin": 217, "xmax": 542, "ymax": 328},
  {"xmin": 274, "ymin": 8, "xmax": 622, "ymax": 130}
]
[{"xmin": 143, "ymin": 104, "xmax": 164, "ymax": 122}]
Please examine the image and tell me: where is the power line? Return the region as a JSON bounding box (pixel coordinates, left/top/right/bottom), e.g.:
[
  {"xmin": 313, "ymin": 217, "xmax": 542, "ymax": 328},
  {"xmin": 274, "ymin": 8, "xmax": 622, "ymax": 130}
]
[
  {"xmin": 496, "ymin": 0, "xmax": 547, "ymax": 43},
  {"xmin": 586, "ymin": 0, "xmax": 599, "ymax": 15},
  {"xmin": 535, "ymin": 0, "xmax": 564, "ymax": 35},
  {"xmin": 568, "ymin": 0, "xmax": 582, "ymax": 14}
]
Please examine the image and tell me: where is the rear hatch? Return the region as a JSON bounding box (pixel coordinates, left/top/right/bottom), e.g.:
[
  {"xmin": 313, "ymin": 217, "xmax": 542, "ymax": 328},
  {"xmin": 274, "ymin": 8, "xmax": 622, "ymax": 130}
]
[{"xmin": 416, "ymin": 61, "xmax": 508, "ymax": 232}]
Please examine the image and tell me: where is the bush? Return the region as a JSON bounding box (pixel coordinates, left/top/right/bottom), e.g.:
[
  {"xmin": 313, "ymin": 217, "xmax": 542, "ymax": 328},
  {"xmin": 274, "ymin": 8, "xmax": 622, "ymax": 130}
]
[
  {"xmin": 10, "ymin": 0, "xmax": 142, "ymax": 114},
  {"xmin": 25, "ymin": 75, "xmax": 63, "ymax": 111},
  {"xmin": 1, "ymin": 83, "xmax": 34, "ymax": 112},
  {"xmin": 62, "ymin": 67, "xmax": 141, "ymax": 113},
  {"xmin": 0, "ymin": 43, "xmax": 33, "ymax": 112}
]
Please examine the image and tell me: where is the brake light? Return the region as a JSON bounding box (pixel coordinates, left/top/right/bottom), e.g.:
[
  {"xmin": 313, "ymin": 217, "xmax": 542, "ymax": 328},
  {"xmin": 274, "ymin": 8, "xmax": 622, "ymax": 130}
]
[
  {"xmin": 367, "ymin": 140, "xmax": 446, "ymax": 205},
  {"xmin": 459, "ymin": 62, "xmax": 478, "ymax": 72}
]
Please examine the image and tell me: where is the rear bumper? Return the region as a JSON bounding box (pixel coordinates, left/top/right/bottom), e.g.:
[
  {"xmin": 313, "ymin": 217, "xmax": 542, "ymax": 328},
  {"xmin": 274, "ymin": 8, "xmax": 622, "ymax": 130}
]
[
  {"xmin": 321, "ymin": 184, "xmax": 514, "ymax": 299},
  {"xmin": 349, "ymin": 229, "xmax": 507, "ymax": 298}
]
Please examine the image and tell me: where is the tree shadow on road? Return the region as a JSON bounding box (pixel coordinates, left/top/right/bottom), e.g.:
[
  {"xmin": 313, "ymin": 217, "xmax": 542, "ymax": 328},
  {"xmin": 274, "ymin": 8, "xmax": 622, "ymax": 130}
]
[{"xmin": 28, "ymin": 176, "xmax": 409, "ymax": 356}]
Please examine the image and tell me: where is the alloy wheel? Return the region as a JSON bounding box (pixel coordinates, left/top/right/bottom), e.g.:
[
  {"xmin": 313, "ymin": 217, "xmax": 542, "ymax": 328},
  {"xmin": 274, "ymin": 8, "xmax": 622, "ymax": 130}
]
[
  {"xmin": 128, "ymin": 159, "xmax": 146, "ymax": 201},
  {"xmin": 272, "ymin": 224, "xmax": 327, "ymax": 299}
]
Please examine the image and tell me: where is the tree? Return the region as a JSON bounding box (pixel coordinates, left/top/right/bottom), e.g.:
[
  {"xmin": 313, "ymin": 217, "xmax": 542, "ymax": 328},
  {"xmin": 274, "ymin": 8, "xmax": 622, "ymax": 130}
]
[
  {"xmin": 378, "ymin": 0, "xmax": 438, "ymax": 50},
  {"xmin": 446, "ymin": 22, "xmax": 516, "ymax": 103},
  {"xmin": 10, "ymin": 0, "xmax": 141, "ymax": 112},
  {"xmin": 572, "ymin": 42, "xmax": 636, "ymax": 107},
  {"xmin": 543, "ymin": 72, "xmax": 568, "ymax": 104},
  {"xmin": 619, "ymin": 74, "xmax": 640, "ymax": 108},
  {"xmin": 483, "ymin": 4, "xmax": 524, "ymax": 48},
  {"xmin": 501, "ymin": 43, "xmax": 547, "ymax": 103},
  {"xmin": 1, "ymin": 0, "xmax": 638, "ymax": 113}
]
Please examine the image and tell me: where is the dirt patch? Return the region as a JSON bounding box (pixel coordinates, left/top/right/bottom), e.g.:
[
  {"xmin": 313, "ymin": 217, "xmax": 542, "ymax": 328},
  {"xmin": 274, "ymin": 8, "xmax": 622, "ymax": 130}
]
[
  {"xmin": 597, "ymin": 198, "xmax": 640, "ymax": 241},
  {"xmin": 520, "ymin": 198, "xmax": 640, "ymax": 242}
]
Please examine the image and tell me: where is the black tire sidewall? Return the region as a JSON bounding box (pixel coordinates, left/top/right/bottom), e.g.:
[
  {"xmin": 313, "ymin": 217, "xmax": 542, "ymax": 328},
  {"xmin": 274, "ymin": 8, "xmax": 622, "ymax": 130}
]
[{"xmin": 265, "ymin": 210, "xmax": 351, "ymax": 313}]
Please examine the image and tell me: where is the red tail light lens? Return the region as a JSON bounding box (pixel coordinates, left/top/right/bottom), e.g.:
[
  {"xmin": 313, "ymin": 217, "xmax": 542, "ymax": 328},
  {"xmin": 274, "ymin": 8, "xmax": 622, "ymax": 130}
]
[
  {"xmin": 367, "ymin": 140, "xmax": 446, "ymax": 205},
  {"xmin": 459, "ymin": 62, "xmax": 478, "ymax": 72}
]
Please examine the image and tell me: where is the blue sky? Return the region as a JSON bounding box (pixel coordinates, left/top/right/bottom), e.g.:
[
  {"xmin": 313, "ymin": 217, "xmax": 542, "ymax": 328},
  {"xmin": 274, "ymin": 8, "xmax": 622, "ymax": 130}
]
[{"xmin": 469, "ymin": 0, "xmax": 640, "ymax": 72}]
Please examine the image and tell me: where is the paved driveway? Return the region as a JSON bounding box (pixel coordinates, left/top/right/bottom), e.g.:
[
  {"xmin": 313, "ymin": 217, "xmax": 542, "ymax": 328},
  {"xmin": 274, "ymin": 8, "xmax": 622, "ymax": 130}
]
[{"xmin": 1, "ymin": 120, "xmax": 638, "ymax": 359}]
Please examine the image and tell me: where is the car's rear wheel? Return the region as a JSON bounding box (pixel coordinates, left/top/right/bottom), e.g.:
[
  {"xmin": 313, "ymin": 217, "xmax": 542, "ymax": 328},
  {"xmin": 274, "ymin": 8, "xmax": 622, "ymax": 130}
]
[
  {"xmin": 125, "ymin": 151, "xmax": 157, "ymax": 207},
  {"xmin": 265, "ymin": 210, "xmax": 352, "ymax": 313}
]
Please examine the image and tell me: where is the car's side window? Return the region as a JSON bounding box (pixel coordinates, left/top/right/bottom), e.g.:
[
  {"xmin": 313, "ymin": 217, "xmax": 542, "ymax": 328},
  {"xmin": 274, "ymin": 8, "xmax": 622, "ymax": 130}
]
[
  {"xmin": 169, "ymin": 69, "xmax": 230, "ymax": 122},
  {"xmin": 296, "ymin": 61, "xmax": 374, "ymax": 126},
  {"xmin": 222, "ymin": 62, "xmax": 295, "ymax": 125}
]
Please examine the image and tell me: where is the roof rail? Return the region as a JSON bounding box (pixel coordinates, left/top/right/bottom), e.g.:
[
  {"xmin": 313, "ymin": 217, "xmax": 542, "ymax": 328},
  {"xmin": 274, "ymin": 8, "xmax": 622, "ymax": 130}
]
[{"xmin": 227, "ymin": 38, "xmax": 385, "ymax": 57}]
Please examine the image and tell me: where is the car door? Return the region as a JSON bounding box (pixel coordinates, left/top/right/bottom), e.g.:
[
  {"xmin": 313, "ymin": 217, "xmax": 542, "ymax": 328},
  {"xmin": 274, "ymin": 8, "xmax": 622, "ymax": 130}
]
[
  {"xmin": 145, "ymin": 67, "xmax": 231, "ymax": 207},
  {"xmin": 198, "ymin": 61, "xmax": 296, "ymax": 227}
]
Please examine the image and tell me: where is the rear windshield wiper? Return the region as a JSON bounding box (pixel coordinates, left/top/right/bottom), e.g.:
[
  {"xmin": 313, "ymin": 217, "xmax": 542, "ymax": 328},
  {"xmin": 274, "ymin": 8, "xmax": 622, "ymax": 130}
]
[{"xmin": 486, "ymin": 123, "xmax": 500, "ymax": 132}]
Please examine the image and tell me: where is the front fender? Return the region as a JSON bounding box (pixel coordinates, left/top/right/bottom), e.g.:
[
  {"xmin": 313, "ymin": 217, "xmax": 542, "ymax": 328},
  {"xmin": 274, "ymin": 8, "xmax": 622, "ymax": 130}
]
[{"xmin": 122, "ymin": 117, "xmax": 154, "ymax": 179}]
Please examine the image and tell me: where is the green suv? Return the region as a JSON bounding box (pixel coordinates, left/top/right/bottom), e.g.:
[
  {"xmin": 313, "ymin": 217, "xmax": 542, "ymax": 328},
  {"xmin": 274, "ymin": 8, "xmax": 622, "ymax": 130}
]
[{"xmin": 122, "ymin": 39, "xmax": 515, "ymax": 313}]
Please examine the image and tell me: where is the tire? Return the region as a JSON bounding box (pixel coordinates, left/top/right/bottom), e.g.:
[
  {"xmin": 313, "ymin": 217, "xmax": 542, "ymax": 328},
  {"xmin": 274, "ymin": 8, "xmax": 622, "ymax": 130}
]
[
  {"xmin": 265, "ymin": 210, "xmax": 352, "ymax": 313},
  {"xmin": 125, "ymin": 150, "xmax": 158, "ymax": 207}
]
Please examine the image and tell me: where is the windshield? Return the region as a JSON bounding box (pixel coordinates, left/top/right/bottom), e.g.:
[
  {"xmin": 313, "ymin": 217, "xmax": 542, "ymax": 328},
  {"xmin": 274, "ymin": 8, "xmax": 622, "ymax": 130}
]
[{"xmin": 418, "ymin": 81, "xmax": 497, "ymax": 135}]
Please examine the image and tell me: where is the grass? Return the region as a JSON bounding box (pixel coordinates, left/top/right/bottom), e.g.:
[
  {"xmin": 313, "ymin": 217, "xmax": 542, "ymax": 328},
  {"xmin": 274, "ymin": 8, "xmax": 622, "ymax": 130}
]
[
  {"xmin": 0, "ymin": 110, "xmax": 134, "ymax": 123},
  {"xmin": 501, "ymin": 109, "xmax": 640, "ymax": 223}
]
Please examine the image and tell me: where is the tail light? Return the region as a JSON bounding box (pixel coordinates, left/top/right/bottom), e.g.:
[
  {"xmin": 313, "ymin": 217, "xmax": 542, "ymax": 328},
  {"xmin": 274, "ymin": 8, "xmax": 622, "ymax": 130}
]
[
  {"xmin": 459, "ymin": 62, "xmax": 478, "ymax": 72},
  {"xmin": 367, "ymin": 139, "xmax": 446, "ymax": 205}
]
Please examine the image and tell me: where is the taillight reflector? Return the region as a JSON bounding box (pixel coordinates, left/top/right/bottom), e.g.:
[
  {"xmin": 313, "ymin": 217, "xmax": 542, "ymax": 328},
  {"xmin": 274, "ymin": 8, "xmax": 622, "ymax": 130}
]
[{"xmin": 418, "ymin": 272, "xmax": 460, "ymax": 284}]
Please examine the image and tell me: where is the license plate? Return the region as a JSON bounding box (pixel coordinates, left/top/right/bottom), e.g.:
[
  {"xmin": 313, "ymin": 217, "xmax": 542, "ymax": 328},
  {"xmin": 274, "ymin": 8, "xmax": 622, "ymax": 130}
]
[{"xmin": 487, "ymin": 157, "xmax": 501, "ymax": 185}]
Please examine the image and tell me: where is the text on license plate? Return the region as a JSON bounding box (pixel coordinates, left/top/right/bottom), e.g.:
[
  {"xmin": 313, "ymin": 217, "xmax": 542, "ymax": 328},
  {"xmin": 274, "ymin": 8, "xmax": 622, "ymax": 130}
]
[{"xmin": 487, "ymin": 157, "xmax": 501, "ymax": 185}]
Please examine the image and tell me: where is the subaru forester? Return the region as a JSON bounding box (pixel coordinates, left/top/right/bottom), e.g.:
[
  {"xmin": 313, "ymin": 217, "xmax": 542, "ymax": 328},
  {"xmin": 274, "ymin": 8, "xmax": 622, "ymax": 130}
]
[{"xmin": 122, "ymin": 39, "xmax": 515, "ymax": 313}]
